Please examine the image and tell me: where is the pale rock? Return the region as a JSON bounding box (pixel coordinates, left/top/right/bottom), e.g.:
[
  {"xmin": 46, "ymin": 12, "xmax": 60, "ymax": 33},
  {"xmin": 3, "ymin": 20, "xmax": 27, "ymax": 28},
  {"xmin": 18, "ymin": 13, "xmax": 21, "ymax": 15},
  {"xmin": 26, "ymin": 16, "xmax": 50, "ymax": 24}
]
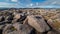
[{"xmin": 27, "ymin": 15, "xmax": 50, "ymax": 32}]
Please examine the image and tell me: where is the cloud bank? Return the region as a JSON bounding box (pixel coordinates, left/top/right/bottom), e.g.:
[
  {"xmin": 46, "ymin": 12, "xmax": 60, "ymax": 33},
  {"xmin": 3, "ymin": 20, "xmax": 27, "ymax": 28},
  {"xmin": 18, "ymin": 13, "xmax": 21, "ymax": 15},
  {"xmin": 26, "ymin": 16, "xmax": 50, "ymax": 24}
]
[{"xmin": 0, "ymin": 0, "xmax": 60, "ymax": 8}]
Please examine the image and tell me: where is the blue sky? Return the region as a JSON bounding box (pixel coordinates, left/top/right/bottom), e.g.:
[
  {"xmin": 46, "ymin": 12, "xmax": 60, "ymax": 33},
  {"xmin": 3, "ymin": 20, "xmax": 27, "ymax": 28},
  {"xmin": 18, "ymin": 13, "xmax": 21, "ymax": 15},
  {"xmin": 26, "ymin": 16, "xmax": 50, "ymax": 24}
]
[{"xmin": 0, "ymin": 0, "xmax": 60, "ymax": 8}]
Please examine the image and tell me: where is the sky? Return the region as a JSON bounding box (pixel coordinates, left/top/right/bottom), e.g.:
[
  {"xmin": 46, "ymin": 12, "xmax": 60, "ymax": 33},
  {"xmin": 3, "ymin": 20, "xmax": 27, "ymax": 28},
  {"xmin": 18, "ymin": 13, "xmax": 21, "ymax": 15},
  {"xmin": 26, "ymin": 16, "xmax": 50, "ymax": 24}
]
[{"xmin": 0, "ymin": 0, "xmax": 60, "ymax": 8}]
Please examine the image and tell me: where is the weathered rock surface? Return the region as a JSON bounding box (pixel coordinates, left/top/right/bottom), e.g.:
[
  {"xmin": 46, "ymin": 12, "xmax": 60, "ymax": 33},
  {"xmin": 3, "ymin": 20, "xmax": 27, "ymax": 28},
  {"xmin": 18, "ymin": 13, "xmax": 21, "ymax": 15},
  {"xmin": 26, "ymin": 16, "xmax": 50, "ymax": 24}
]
[
  {"xmin": 47, "ymin": 30, "xmax": 60, "ymax": 34},
  {"xmin": 27, "ymin": 15, "xmax": 50, "ymax": 32},
  {"xmin": 0, "ymin": 9, "xmax": 60, "ymax": 34},
  {"xmin": 0, "ymin": 25, "xmax": 5, "ymax": 29},
  {"xmin": 14, "ymin": 13, "xmax": 21, "ymax": 19},
  {"xmin": 40, "ymin": 11, "xmax": 60, "ymax": 33},
  {"xmin": 3, "ymin": 23, "xmax": 33, "ymax": 34},
  {"xmin": 0, "ymin": 16, "xmax": 5, "ymax": 22},
  {"xmin": 47, "ymin": 19, "xmax": 60, "ymax": 32}
]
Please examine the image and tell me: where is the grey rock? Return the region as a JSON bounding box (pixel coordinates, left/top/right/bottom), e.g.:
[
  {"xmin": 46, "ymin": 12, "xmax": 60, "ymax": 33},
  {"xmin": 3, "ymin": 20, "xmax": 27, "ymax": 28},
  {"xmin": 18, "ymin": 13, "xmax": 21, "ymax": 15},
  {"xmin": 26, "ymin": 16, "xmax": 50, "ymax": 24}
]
[
  {"xmin": 0, "ymin": 25, "xmax": 5, "ymax": 29},
  {"xmin": 3, "ymin": 23, "xmax": 33, "ymax": 34},
  {"xmin": 35, "ymin": 31, "xmax": 44, "ymax": 34},
  {"xmin": 0, "ymin": 16, "xmax": 5, "ymax": 22},
  {"xmin": 47, "ymin": 30, "xmax": 60, "ymax": 34},
  {"xmin": 13, "ymin": 23, "xmax": 33, "ymax": 34},
  {"xmin": 5, "ymin": 15, "xmax": 13, "ymax": 21}
]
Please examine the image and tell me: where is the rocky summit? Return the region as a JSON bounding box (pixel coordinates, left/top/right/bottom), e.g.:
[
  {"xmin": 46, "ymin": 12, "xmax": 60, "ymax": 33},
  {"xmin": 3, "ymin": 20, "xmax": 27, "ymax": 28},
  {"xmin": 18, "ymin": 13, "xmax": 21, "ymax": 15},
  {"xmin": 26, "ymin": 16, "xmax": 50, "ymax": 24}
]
[{"xmin": 0, "ymin": 8, "xmax": 60, "ymax": 34}]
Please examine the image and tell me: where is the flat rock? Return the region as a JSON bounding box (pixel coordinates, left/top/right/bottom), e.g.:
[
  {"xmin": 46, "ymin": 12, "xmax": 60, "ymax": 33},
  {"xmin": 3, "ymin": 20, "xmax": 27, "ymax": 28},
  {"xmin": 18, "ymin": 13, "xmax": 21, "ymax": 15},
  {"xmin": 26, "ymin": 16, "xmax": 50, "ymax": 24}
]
[{"xmin": 27, "ymin": 15, "xmax": 50, "ymax": 32}]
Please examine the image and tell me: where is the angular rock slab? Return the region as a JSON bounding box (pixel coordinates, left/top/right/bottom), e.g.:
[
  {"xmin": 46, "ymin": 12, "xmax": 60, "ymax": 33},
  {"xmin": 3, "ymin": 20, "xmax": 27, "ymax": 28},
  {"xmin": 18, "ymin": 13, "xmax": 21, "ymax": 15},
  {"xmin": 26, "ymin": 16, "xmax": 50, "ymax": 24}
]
[
  {"xmin": 13, "ymin": 23, "xmax": 33, "ymax": 34},
  {"xmin": 27, "ymin": 15, "xmax": 50, "ymax": 32},
  {"xmin": 19, "ymin": 25, "xmax": 33, "ymax": 34},
  {"xmin": 40, "ymin": 11, "xmax": 60, "ymax": 32},
  {"xmin": 47, "ymin": 30, "xmax": 60, "ymax": 34},
  {"xmin": 47, "ymin": 19, "xmax": 60, "ymax": 32}
]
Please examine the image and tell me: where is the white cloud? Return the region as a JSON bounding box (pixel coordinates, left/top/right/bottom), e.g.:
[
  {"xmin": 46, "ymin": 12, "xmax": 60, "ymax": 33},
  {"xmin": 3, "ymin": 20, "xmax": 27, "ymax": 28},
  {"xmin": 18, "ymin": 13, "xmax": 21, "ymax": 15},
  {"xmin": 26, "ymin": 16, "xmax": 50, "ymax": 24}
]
[
  {"xmin": 51, "ymin": 1, "xmax": 57, "ymax": 4},
  {"xmin": 26, "ymin": 3, "xmax": 33, "ymax": 7},
  {"xmin": 0, "ymin": 2, "xmax": 23, "ymax": 8},
  {"xmin": 36, "ymin": 2, "xmax": 38, "ymax": 6},
  {"xmin": 28, "ymin": 5, "xmax": 60, "ymax": 8},
  {"xmin": 11, "ymin": 0, "xmax": 18, "ymax": 2},
  {"xmin": 30, "ymin": 3, "xmax": 33, "ymax": 6},
  {"xmin": 0, "ymin": 0, "xmax": 60, "ymax": 8}
]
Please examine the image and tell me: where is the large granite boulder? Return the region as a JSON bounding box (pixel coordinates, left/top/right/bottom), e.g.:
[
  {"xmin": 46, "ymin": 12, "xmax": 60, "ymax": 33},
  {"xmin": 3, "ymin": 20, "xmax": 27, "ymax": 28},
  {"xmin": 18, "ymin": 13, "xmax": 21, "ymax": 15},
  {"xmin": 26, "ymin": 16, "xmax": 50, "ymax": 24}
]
[
  {"xmin": 40, "ymin": 11, "xmax": 60, "ymax": 33},
  {"xmin": 27, "ymin": 15, "xmax": 50, "ymax": 32}
]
